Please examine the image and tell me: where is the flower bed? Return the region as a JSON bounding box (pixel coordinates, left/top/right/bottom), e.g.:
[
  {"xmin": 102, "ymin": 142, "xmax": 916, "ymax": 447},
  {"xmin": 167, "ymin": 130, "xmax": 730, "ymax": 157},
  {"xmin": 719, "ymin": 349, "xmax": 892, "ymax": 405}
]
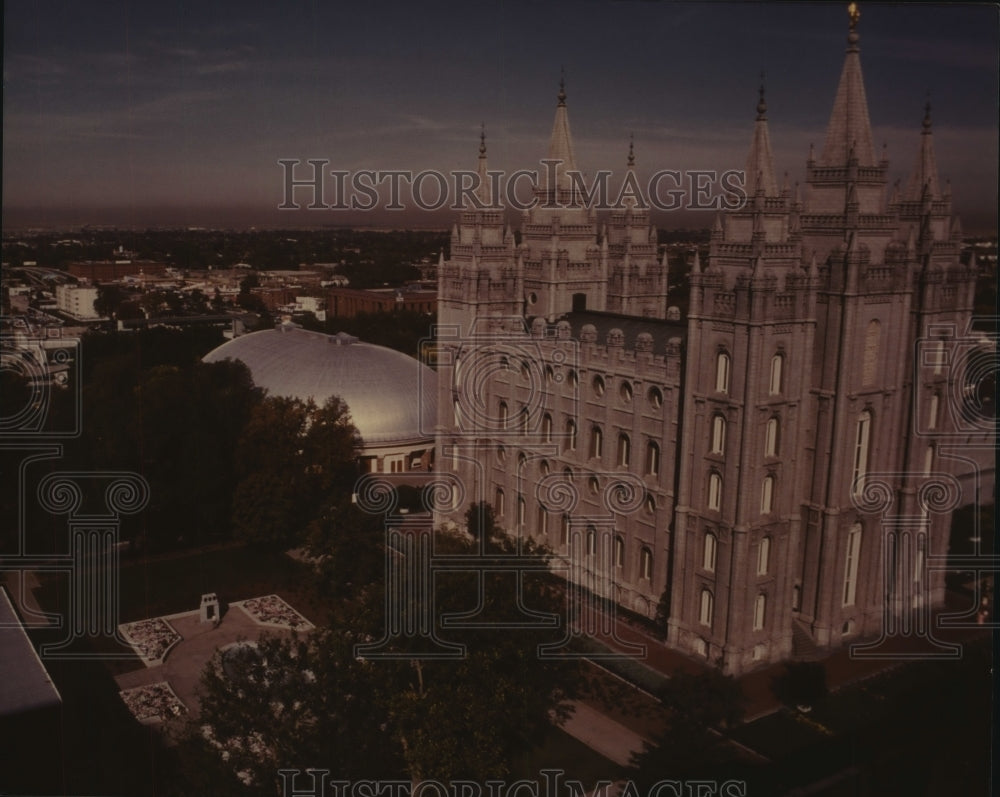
[
  {"xmin": 120, "ymin": 681, "xmax": 187, "ymax": 723},
  {"xmin": 119, "ymin": 617, "xmax": 182, "ymax": 666},
  {"xmin": 234, "ymin": 594, "xmax": 314, "ymax": 630}
]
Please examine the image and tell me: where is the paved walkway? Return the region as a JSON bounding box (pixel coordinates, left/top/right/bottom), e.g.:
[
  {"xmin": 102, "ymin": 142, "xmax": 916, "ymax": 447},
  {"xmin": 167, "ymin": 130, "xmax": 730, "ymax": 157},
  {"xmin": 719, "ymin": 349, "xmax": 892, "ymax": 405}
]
[{"xmin": 559, "ymin": 699, "xmax": 651, "ymax": 767}]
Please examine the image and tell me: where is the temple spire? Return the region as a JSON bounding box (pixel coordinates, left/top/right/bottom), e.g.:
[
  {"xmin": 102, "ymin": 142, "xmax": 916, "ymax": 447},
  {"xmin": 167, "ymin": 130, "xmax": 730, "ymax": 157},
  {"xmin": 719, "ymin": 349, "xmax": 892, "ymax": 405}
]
[
  {"xmin": 545, "ymin": 73, "xmax": 577, "ymax": 192},
  {"xmin": 903, "ymin": 101, "xmax": 941, "ymax": 201},
  {"xmin": 819, "ymin": 2, "xmax": 876, "ymax": 167},
  {"xmin": 744, "ymin": 80, "xmax": 778, "ymax": 197},
  {"xmin": 476, "ymin": 123, "xmax": 492, "ymax": 206}
]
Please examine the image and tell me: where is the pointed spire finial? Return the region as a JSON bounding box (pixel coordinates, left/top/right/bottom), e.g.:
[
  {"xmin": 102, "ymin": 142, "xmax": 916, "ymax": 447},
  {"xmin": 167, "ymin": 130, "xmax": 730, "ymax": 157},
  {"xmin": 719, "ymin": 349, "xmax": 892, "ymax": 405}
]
[
  {"xmin": 847, "ymin": 2, "xmax": 861, "ymax": 49},
  {"xmin": 757, "ymin": 73, "xmax": 767, "ymax": 120},
  {"xmin": 558, "ymin": 68, "xmax": 566, "ymax": 107},
  {"xmin": 627, "ymin": 133, "xmax": 635, "ymax": 168},
  {"xmin": 479, "ymin": 122, "xmax": 487, "ymax": 156},
  {"xmin": 922, "ymin": 97, "xmax": 932, "ymax": 131}
]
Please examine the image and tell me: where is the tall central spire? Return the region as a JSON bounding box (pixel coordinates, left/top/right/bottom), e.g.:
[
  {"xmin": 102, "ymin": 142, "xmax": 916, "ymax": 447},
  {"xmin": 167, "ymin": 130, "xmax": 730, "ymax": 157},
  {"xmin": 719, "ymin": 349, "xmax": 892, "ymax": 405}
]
[
  {"xmin": 819, "ymin": 2, "xmax": 876, "ymax": 167},
  {"xmin": 903, "ymin": 101, "xmax": 941, "ymax": 201},
  {"xmin": 545, "ymin": 73, "xmax": 578, "ymax": 191},
  {"xmin": 744, "ymin": 81, "xmax": 778, "ymax": 197},
  {"xmin": 476, "ymin": 123, "xmax": 492, "ymax": 206}
]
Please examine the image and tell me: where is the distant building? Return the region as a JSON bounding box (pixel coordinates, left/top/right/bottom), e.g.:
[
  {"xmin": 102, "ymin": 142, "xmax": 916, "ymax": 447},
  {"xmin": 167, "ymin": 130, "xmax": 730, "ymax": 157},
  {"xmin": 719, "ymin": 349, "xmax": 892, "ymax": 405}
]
[
  {"xmin": 324, "ymin": 286, "xmax": 437, "ymax": 317},
  {"xmin": 435, "ymin": 12, "xmax": 992, "ymax": 673},
  {"xmin": 68, "ymin": 260, "xmax": 168, "ymax": 281},
  {"xmin": 55, "ymin": 283, "xmax": 101, "ymax": 320}
]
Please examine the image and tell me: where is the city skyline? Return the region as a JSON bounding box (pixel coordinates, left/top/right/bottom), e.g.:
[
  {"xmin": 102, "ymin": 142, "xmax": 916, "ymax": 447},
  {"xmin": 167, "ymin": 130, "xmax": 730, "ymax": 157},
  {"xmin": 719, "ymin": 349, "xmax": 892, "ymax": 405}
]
[{"xmin": 3, "ymin": 1, "xmax": 998, "ymax": 231}]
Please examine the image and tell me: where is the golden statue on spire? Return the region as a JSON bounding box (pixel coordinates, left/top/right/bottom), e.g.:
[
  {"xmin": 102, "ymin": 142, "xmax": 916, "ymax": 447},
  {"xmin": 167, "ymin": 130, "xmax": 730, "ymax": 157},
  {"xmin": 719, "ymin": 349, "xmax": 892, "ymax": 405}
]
[{"xmin": 848, "ymin": 2, "xmax": 860, "ymax": 30}]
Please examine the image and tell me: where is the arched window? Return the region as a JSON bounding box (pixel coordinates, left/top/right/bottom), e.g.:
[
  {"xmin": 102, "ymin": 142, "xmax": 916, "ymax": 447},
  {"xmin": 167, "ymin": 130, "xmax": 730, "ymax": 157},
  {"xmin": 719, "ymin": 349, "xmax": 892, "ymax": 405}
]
[
  {"xmin": 753, "ymin": 594, "xmax": 766, "ymax": 631},
  {"xmin": 648, "ymin": 386, "xmax": 663, "ymax": 409},
  {"xmin": 517, "ymin": 496, "xmax": 525, "ymax": 527},
  {"xmin": 765, "ymin": 417, "xmax": 779, "ymax": 457},
  {"xmin": 645, "ymin": 493, "xmax": 657, "ymax": 515},
  {"xmin": 711, "ymin": 415, "xmax": 726, "ymax": 455},
  {"xmin": 700, "ymin": 589, "xmax": 714, "ymax": 627},
  {"xmin": 928, "ymin": 393, "xmax": 939, "ymax": 431},
  {"xmin": 769, "ymin": 353, "xmax": 784, "ymax": 395},
  {"xmin": 757, "ymin": 536, "xmax": 771, "ymax": 576},
  {"xmin": 618, "ymin": 433, "xmax": 631, "ymax": 468},
  {"xmin": 519, "ymin": 406, "xmax": 529, "ymax": 433},
  {"xmin": 640, "ymin": 547, "xmax": 653, "ymax": 580},
  {"xmin": 495, "ymin": 488, "xmax": 505, "ymax": 517},
  {"xmin": 842, "ymin": 523, "xmax": 862, "ymax": 606},
  {"xmin": 646, "ymin": 441, "xmax": 661, "ymax": 478},
  {"xmin": 851, "ymin": 411, "xmax": 872, "ymax": 496},
  {"xmin": 715, "ymin": 351, "xmax": 731, "ymax": 393},
  {"xmin": 761, "ymin": 475, "xmax": 775, "ymax": 514},
  {"xmin": 566, "ymin": 419, "xmax": 577, "ymax": 451},
  {"xmin": 498, "ymin": 401, "xmax": 508, "ymax": 430},
  {"xmin": 592, "ymin": 375, "xmax": 605, "ymax": 397},
  {"xmin": 708, "ymin": 471, "xmax": 722, "ymax": 512},
  {"xmin": 542, "ymin": 413, "xmax": 553, "ymax": 443},
  {"xmin": 590, "ymin": 425, "xmax": 603, "ymax": 459},
  {"xmin": 703, "ymin": 532, "xmax": 717, "ymax": 573},
  {"xmin": 863, "ymin": 320, "xmax": 881, "ymax": 386},
  {"xmin": 614, "ymin": 535, "xmax": 625, "ymax": 568},
  {"xmin": 536, "ymin": 505, "xmax": 548, "ymax": 535},
  {"xmin": 619, "ymin": 381, "xmax": 633, "ymax": 404}
]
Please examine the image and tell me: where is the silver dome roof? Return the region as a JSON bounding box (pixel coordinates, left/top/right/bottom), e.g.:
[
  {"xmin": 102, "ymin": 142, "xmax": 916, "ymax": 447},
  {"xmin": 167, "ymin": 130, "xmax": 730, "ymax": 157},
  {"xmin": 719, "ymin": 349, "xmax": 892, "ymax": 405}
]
[{"xmin": 204, "ymin": 326, "xmax": 437, "ymax": 446}]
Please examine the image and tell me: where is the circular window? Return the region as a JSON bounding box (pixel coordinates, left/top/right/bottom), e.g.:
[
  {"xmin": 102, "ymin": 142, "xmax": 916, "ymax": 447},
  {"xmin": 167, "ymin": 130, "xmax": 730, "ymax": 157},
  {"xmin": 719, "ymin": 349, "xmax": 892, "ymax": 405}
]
[
  {"xmin": 589, "ymin": 476, "xmax": 600, "ymax": 495},
  {"xmin": 620, "ymin": 381, "xmax": 633, "ymax": 404},
  {"xmin": 528, "ymin": 292, "xmax": 538, "ymax": 305},
  {"xmin": 539, "ymin": 459, "xmax": 550, "ymax": 475},
  {"xmin": 593, "ymin": 375, "xmax": 605, "ymax": 397},
  {"xmin": 648, "ymin": 386, "xmax": 663, "ymax": 409},
  {"xmin": 645, "ymin": 494, "xmax": 657, "ymax": 514}
]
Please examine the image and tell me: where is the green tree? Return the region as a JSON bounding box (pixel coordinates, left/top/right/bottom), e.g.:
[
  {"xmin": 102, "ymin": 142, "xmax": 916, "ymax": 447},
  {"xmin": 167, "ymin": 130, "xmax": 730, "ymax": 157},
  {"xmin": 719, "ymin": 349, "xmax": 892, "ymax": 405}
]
[
  {"xmin": 629, "ymin": 668, "xmax": 746, "ymax": 785},
  {"xmin": 179, "ymin": 630, "xmax": 406, "ymax": 795},
  {"xmin": 231, "ymin": 396, "xmax": 360, "ymax": 547}
]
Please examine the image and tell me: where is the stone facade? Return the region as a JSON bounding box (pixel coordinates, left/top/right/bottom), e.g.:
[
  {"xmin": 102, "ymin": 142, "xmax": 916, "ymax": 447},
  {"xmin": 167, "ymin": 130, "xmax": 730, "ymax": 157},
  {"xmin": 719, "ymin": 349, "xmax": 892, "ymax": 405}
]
[{"xmin": 435, "ymin": 16, "xmax": 986, "ymax": 673}]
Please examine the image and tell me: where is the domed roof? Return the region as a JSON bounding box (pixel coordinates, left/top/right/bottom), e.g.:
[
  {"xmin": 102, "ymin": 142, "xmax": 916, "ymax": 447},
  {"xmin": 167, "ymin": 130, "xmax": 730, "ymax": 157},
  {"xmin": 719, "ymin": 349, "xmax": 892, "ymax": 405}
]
[{"xmin": 204, "ymin": 325, "xmax": 437, "ymax": 446}]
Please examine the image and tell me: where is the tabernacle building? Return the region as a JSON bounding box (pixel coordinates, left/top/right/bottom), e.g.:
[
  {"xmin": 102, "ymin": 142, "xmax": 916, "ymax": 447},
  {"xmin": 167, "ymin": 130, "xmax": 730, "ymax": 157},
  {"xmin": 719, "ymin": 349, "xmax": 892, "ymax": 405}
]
[{"xmin": 434, "ymin": 9, "xmax": 991, "ymax": 672}]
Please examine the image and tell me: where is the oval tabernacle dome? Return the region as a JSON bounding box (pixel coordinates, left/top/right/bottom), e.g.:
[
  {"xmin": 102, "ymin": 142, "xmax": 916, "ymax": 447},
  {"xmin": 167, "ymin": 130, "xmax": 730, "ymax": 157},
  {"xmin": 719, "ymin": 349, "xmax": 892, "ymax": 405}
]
[{"xmin": 203, "ymin": 324, "xmax": 437, "ymax": 448}]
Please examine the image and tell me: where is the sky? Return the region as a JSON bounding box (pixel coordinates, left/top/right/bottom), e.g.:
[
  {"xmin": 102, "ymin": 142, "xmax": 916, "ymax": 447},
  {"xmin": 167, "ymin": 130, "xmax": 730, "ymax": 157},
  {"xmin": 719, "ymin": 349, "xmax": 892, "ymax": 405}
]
[{"xmin": 3, "ymin": 1, "xmax": 998, "ymax": 231}]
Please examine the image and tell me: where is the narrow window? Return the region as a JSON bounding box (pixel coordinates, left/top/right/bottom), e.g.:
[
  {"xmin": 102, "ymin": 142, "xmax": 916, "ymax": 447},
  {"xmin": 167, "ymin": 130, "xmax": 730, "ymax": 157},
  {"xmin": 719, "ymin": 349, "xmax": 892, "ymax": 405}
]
[
  {"xmin": 498, "ymin": 401, "xmax": 508, "ymax": 430},
  {"xmin": 928, "ymin": 393, "xmax": 939, "ymax": 431},
  {"xmin": 590, "ymin": 425, "xmax": 603, "ymax": 459},
  {"xmin": 618, "ymin": 434, "xmax": 631, "ymax": 468},
  {"xmin": 495, "ymin": 488, "xmax": 505, "ymax": 517},
  {"xmin": 753, "ymin": 594, "xmax": 766, "ymax": 631},
  {"xmin": 765, "ymin": 417, "xmax": 779, "ymax": 457},
  {"xmin": 640, "ymin": 547, "xmax": 653, "ymax": 580},
  {"xmin": 769, "ymin": 353, "xmax": 784, "ymax": 395},
  {"xmin": 708, "ymin": 472, "xmax": 722, "ymax": 511},
  {"xmin": 566, "ymin": 419, "xmax": 577, "ymax": 451},
  {"xmin": 716, "ymin": 351, "xmax": 731, "ymax": 393},
  {"xmin": 517, "ymin": 496, "xmax": 525, "ymax": 527},
  {"xmin": 711, "ymin": 415, "xmax": 726, "ymax": 455},
  {"xmin": 614, "ymin": 535, "xmax": 625, "ymax": 568},
  {"xmin": 700, "ymin": 589, "xmax": 714, "ymax": 627},
  {"xmin": 703, "ymin": 532, "xmax": 717, "ymax": 573},
  {"xmin": 646, "ymin": 441, "xmax": 660, "ymax": 478},
  {"xmin": 761, "ymin": 475, "xmax": 775, "ymax": 514},
  {"xmin": 842, "ymin": 523, "xmax": 862, "ymax": 606},
  {"xmin": 542, "ymin": 413, "xmax": 553, "ymax": 443},
  {"xmin": 851, "ymin": 411, "xmax": 872, "ymax": 496},
  {"xmin": 862, "ymin": 320, "xmax": 881, "ymax": 386},
  {"xmin": 757, "ymin": 536, "xmax": 771, "ymax": 576}
]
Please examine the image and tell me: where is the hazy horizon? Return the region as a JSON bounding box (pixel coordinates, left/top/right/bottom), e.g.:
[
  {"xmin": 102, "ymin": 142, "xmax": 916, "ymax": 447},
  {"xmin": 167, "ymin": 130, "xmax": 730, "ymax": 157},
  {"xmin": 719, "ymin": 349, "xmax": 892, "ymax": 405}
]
[{"xmin": 4, "ymin": 2, "xmax": 998, "ymax": 234}]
